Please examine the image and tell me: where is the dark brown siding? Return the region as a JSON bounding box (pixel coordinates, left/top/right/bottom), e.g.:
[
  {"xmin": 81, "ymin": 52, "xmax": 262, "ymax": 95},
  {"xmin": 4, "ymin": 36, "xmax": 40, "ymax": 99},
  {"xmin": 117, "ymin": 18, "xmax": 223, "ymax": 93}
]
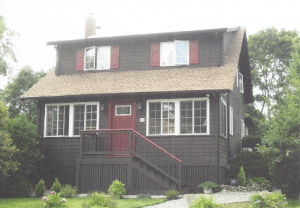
[{"xmin": 57, "ymin": 33, "xmax": 222, "ymax": 75}]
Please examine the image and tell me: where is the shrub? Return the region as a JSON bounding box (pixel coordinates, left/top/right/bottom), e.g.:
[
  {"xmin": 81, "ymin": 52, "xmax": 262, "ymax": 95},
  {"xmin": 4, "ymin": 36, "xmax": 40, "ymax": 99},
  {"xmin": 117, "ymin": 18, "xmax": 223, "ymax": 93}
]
[
  {"xmin": 108, "ymin": 180, "xmax": 126, "ymax": 199},
  {"xmin": 60, "ymin": 184, "xmax": 78, "ymax": 198},
  {"xmin": 51, "ymin": 178, "xmax": 62, "ymax": 193},
  {"xmin": 5, "ymin": 175, "xmax": 32, "ymax": 197},
  {"xmin": 89, "ymin": 192, "xmax": 117, "ymax": 208},
  {"xmin": 43, "ymin": 191, "xmax": 67, "ymax": 208},
  {"xmin": 165, "ymin": 189, "xmax": 179, "ymax": 200},
  {"xmin": 237, "ymin": 166, "xmax": 246, "ymax": 186},
  {"xmin": 137, "ymin": 193, "xmax": 152, "ymax": 199},
  {"xmin": 249, "ymin": 192, "xmax": 287, "ymax": 208},
  {"xmin": 34, "ymin": 179, "xmax": 46, "ymax": 197},
  {"xmin": 198, "ymin": 181, "xmax": 218, "ymax": 190},
  {"xmin": 190, "ymin": 195, "xmax": 222, "ymax": 208},
  {"xmin": 250, "ymin": 177, "xmax": 271, "ymax": 190}
]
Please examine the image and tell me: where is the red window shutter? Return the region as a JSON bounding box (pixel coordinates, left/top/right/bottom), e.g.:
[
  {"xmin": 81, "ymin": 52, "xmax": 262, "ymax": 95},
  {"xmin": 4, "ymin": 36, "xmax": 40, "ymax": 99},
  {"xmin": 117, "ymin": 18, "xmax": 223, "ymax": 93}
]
[
  {"xmin": 111, "ymin": 46, "xmax": 119, "ymax": 69},
  {"xmin": 151, "ymin": 43, "xmax": 160, "ymax": 66},
  {"xmin": 76, "ymin": 48, "xmax": 84, "ymax": 71},
  {"xmin": 189, "ymin": 40, "xmax": 199, "ymax": 64}
]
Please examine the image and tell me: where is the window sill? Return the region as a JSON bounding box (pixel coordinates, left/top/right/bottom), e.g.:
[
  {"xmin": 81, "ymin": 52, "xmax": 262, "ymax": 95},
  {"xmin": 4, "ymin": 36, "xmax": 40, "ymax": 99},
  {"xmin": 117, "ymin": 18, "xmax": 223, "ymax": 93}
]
[{"xmin": 146, "ymin": 133, "xmax": 210, "ymax": 137}]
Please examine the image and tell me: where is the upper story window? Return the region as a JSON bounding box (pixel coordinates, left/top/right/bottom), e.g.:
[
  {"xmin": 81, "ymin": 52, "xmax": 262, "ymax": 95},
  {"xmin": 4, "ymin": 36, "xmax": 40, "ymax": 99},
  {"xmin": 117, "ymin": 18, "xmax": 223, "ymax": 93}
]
[
  {"xmin": 45, "ymin": 102, "xmax": 99, "ymax": 137},
  {"xmin": 76, "ymin": 46, "xmax": 119, "ymax": 71},
  {"xmin": 147, "ymin": 98, "xmax": 209, "ymax": 136},
  {"xmin": 220, "ymin": 98, "xmax": 227, "ymax": 138},
  {"xmin": 151, "ymin": 40, "xmax": 198, "ymax": 67}
]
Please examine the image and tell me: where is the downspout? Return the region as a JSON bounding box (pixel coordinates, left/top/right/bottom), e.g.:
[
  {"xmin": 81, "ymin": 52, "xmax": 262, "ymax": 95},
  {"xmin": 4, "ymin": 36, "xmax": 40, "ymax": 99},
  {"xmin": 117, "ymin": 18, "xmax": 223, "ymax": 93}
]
[
  {"xmin": 54, "ymin": 45, "xmax": 60, "ymax": 75},
  {"xmin": 216, "ymin": 93, "xmax": 220, "ymax": 184}
]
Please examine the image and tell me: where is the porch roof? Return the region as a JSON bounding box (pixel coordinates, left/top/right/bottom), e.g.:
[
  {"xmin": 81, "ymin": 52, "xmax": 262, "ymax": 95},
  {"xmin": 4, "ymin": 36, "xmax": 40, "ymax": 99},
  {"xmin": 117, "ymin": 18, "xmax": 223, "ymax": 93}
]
[{"xmin": 21, "ymin": 27, "xmax": 252, "ymax": 102}]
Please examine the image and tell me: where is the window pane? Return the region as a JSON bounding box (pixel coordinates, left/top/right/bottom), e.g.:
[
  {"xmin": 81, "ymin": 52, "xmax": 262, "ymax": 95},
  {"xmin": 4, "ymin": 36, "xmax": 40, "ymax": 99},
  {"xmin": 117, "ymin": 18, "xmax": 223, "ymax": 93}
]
[
  {"xmin": 115, "ymin": 105, "xmax": 131, "ymax": 115},
  {"xmin": 160, "ymin": 42, "xmax": 174, "ymax": 66},
  {"xmin": 85, "ymin": 48, "xmax": 95, "ymax": 69},
  {"xmin": 86, "ymin": 104, "xmax": 97, "ymax": 130},
  {"xmin": 194, "ymin": 101, "xmax": 207, "ymax": 134},
  {"xmin": 149, "ymin": 102, "xmax": 161, "ymax": 135},
  {"xmin": 180, "ymin": 101, "xmax": 193, "ymax": 134},
  {"xmin": 175, "ymin": 41, "xmax": 189, "ymax": 65},
  {"xmin": 74, "ymin": 105, "xmax": 85, "ymax": 135},
  {"xmin": 162, "ymin": 102, "xmax": 175, "ymax": 134},
  {"xmin": 97, "ymin": 46, "xmax": 111, "ymax": 69}
]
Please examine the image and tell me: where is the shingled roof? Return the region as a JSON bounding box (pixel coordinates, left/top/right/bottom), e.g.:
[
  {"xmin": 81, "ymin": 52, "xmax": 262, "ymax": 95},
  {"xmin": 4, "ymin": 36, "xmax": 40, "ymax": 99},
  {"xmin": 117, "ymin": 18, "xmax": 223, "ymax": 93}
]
[{"xmin": 22, "ymin": 27, "xmax": 252, "ymax": 102}]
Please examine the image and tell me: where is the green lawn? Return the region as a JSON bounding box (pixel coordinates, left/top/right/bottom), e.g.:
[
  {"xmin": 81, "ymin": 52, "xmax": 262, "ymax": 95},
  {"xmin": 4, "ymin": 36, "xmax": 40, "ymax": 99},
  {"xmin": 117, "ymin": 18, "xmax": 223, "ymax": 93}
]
[
  {"xmin": 0, "ymin": 197, "xmax": 166, "ymax": 208},
  {"xmin": 222, "ymin": 199, "xmax": 300, "ymax": 208}
]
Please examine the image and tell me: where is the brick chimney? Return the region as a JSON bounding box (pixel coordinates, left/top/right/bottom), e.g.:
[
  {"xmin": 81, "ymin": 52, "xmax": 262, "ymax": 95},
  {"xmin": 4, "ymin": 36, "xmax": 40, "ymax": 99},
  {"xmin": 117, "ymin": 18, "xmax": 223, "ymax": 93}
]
[{"xmin": 85, "ymin": 13, "xmax": 96, "ymax": 38}]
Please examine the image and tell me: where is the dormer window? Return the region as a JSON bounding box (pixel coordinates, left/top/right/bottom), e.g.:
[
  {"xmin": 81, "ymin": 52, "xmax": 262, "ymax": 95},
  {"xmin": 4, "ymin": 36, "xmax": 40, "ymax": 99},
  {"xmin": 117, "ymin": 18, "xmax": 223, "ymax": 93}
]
[
  {"xmin": 76, "ymin": 46, "xmax": 119, "ymax": 71},
  {"xmin": 151, "ymin": 40, "xmax": 198, "ymax": 67}
]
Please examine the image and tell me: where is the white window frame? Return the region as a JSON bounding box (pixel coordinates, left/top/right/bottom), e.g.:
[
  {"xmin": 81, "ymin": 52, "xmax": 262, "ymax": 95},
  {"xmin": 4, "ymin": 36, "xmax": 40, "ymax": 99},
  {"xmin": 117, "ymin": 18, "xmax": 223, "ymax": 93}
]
[
  {"xmin": 221, "ymin": 98, "xmax": 227, "ymax": 138},
  {"xmin": 160, "ymin": 40, "xmax": 189, "ymax": 67},
  {"xmin": 241, "ymin": 119, "xmax": 245, "ymax": 139},
  {"xmin": 230, "ymin": 106, "xmax": 233, "ymax": 135},
  {"xmin": 146, "ymin": 97, "xmax": 210, "ymax": 136},
  {"xmin": 44, "ymin": 104, "xmax": 69, "ymax": 137},
  {"xmin": 239, "ymin": 72, "xmax": 244, "ymax": 93},
  {"xmin": 84, "ymin": 46, "xmax": 111, "ymax": 70},
  {"xmin": 44, "ymin": 102, "xmax": 99, "ymax": 137},
  {"xmin": 115, "ymin": 105, "xmax": 132, "ymax": 116}
]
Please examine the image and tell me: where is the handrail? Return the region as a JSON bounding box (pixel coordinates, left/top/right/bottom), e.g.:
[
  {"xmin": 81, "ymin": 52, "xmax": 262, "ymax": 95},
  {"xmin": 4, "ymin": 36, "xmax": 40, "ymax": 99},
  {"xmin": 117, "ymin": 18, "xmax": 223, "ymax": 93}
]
[{"xmin": 81, "ymin": 129, "xmax": 182, "ymax": 163}]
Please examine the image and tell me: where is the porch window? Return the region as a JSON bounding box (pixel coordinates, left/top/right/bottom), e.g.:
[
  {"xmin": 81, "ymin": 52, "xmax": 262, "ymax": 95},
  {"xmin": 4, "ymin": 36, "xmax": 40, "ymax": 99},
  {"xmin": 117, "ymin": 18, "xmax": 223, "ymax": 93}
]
[
  {"xmin": 147, "ymin": 98, "xmax": 209, "ymax": 136},
  {"xmin": 74, "ymin": 104, "xmax": 98, "ymax": 135},
  {"xmin": 44, "ymin": 102, "xmax": 99, "ymax": 137},
  {"xmin": 46, "ymin": 105, "xmax": 69, "ymax": 136},
  {"xmin": 220, "ymin": 99, "xmax": 227, "ymax": 137}
]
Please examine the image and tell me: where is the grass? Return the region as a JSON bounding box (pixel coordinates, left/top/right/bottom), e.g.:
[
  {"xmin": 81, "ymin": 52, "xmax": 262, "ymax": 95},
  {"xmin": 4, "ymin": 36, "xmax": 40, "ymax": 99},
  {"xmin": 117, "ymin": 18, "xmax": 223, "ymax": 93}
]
[
  {"xmin": 0, "ymin": 197, "xmax": 166, "ymax": 208},
  {"xmin": 222, "ymin": 199, "xmax": 300, "ymax": 208}
]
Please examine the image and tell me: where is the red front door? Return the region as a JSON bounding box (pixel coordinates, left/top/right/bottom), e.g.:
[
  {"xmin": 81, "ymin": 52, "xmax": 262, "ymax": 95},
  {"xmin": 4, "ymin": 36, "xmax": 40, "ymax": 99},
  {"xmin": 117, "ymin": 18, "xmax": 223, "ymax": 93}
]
[{"xmin": 109, "ymin": 99, "xmax": 136, "ymax": 154}]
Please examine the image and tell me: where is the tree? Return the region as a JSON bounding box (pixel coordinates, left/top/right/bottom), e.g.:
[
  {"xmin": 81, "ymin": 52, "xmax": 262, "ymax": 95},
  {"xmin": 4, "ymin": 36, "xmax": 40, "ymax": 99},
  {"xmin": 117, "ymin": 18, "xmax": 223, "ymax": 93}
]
[
  {"xmin": 4, "ymin": 114, "xmax": 42, "ymax": 197},
  {"xmin": 258, "ymin": 38, "xmax": 300, "ymax": 197},
  {"xmin": 248, "ymin": 28, "xmax": 298, "ymax": 119},
  {"xmin": 0, "ymin": 100, "xmax": 18, "ymax": 178},
  {"xmin": 1, "ymin": 66, "xmax": 47, "ymax": 123},
  {"xmin": 0, "ymin": 16, "xmax": 16, "ymax": 76}
]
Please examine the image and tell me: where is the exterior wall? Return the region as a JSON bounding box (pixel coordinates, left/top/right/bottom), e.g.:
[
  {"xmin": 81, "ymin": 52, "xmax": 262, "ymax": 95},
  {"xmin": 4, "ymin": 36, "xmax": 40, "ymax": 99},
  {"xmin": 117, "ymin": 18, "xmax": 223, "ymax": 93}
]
[{"xmin": 57, "ymin": 32, "xmax": 222, "ymax": 75}]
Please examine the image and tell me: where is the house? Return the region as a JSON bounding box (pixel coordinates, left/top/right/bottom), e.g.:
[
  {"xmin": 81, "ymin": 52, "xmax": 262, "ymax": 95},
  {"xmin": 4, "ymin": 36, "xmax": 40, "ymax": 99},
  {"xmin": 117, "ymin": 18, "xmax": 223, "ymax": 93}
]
[{"xmin": 21, "ymin": 15, "xmax": 253, "ymax": 194}]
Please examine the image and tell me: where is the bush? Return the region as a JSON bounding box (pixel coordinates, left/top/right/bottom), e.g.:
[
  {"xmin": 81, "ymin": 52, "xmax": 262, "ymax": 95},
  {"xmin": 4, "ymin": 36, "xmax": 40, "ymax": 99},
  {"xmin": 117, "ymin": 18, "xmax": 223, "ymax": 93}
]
[
  {"xmin": 51, "ymin": 178, "xmax": 62, "ymax": 193},
  {"xmin": 237, "ymin": 166, "xmax": 246, "ymax": 186},
  {"xmin": 43, "ymin": 191, "xmax": 67, "ymax": 208},
  {"xmin": 60, "ymin": 184, "xmax": 78, "ymax": 198},
  {"xmin": 249, "ymin": 192, "xmax": 287, "ymax": 208},
  {"xmin": 5, "ymin": 174, "xmax": 32, "ymax": 197},
  {"xmin": 89, "ymin": 192, "xmax": 117, "ymax": 208},
  {"xmin": 165, "ymin": 189, "xmax": 179, "ymax": 200},
  {"xmin": 34, "ymin": 179, "xmax": 46, "ymax": 197},
  {"xmin": 198, "ymin": 181, "xmax": 218, "ymax": 189},
  {"xmin": 190, "ymin": 195, "xmax": 222, "ymax": 208},
  {"xmin": 108, "ymin": 180, "xmax": 126, "ymax": 199},
  {"xmin": 250, "ymin": 177, "xmax": 271, "ymax": 190},
  {"xmin": 137, "ymin": 193, "xmax": 152, "ymax": 199}
]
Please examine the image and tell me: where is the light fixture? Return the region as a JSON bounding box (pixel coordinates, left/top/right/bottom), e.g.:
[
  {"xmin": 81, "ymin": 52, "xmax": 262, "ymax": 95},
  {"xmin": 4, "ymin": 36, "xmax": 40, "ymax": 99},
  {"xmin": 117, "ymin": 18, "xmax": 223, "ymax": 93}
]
[
  {"xmin": 137, "ymin": 103, "xmax": 142, "ymax": 110},
  {"xmin": 100, "ymin": 104, "xmax": 105, "ymax": 111}
]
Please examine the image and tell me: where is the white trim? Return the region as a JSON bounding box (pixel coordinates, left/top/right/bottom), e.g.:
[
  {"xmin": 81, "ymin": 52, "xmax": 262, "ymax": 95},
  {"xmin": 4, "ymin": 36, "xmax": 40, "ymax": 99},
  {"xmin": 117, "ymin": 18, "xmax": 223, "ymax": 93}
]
[
  {"xmin": 115, "ymin": 105, "xmax": 131, "ymax": 116},
  {"xmin": 84, "ymin": 46, "xmax": 96, "ymax": 70},
  {"xmin": 239, "ymin": 72, "xmax": 244, "ymax": 93},
  {"xmin": 221, "ymin": 98, "xmax": 227, "ymax": 138},
  {"xmin": 44, "ymin": 102, "xmax": 99, "ymax": 137},
  {"xmin": 146, "ymin": 97, "xmax": 210, "ymax": 136},
  {"xmin": 230, "ymin": 106, "xmax": 233, "ymax": 135}
]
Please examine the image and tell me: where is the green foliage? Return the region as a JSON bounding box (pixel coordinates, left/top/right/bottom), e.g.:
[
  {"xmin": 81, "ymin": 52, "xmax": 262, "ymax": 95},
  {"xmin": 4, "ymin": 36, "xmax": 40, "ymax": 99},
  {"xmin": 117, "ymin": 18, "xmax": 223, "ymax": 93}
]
[
  {"xmin": 190, "ymin": 195, "xmax": 222, "ymax": 208},
  {"xmin": 34, "ymin": 179, "xmax": 46, "ymax": 197},
  {"xmin": 51, "ymin": 178, "xmax": 62, "ymax": 193},
  {"xmin": 43, "ymin": 192, "xmax": 67, "ymax": 208},
  {"xmin": 137, "ymin": 193, "xmax": 152, "ymax": 199},
  {"xmin": 229, "ymin": 151, "xmax": 270, "ymax": 180},
  {"xmin": 88, "ymin": 192, "xmax": 117, "ymax": 208},
  {"xmin": 249, "ymin": 177, "xmax": 271, "ymax": 191},
  {"xmin": 108, "ymin": 179, "xmax": 126, "ymax": 199},
  {"xmin": 0, "ymin": 16, "xmax": 16, "ymax": 76},
  {"xmin": 3, "ymin": 114, "xmax": 43, "ymax": 197},
  {"xmin": 249, "ymin": 192, "xmax": 287, "ymax": 208},
  {"xmin": 0, "ymin": 100, "xmax": 18, "ymax": 178},
  {"xmin": 1, "ymin": 66, "xmax": 47, "ymax": 123},
  {"xmin": 60, "ymin": 184, "xmax": 78, "ymax": 198},
  {"xmin": 198, "ymin": 181, "xmax": 219, "ymax": 189},
  {"xmin": 165, "ymin": 189, "xmax": 179, "ymax": 200},
  {"xmin": 248, "ymin": 27, "xmax": 299, "ymax": 118},
  {"xmin": 237, "ymin": 166, "xmax": 246, "ymax": 186}
]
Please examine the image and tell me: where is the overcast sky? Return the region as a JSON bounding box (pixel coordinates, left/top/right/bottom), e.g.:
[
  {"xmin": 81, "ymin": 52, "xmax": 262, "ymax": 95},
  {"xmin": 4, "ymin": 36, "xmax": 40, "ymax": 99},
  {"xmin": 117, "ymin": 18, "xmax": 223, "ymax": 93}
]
[{"xmin": 1, "ymin": 0, "xmax": 300, "ymax": 89}]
